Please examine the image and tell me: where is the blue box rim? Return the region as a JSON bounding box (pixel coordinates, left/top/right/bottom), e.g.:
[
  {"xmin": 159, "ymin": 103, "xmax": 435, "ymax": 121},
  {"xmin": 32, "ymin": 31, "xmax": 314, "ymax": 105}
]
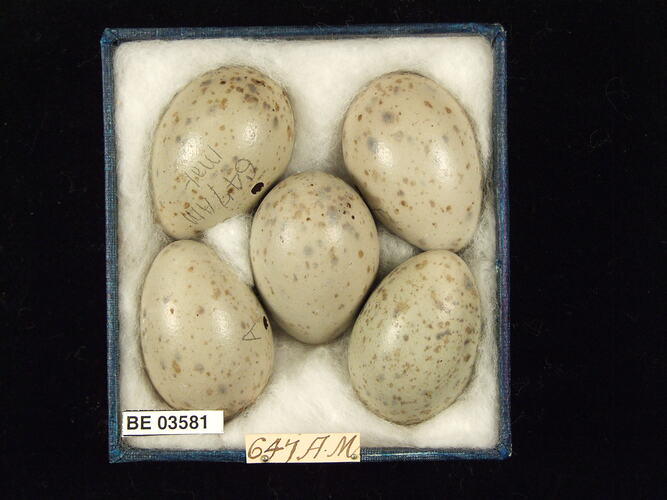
[{"xmin": 103, "ymin": 23, "xmax": 509, "ymax": 464}]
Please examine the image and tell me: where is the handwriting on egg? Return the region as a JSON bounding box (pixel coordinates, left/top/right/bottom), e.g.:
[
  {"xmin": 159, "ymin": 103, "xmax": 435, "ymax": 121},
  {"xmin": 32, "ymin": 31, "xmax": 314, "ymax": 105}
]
[{"xmin": 181, "ymin": 144, "xmax": 257, "ymax": 225}]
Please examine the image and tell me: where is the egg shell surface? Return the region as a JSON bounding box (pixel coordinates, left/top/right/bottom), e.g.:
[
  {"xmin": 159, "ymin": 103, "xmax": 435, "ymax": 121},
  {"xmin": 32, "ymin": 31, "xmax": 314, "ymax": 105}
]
[
  {"xmin": 348, "ymin": 250, "xmax": 481, "ymax": 425},
  {"xmin": 249, "ymin": 171, "xmax": 380, "ymax": 344},
  {"xmin": 151, "ymin": 66, "xmax": 295, "ymax": 239},
  {"xmin": 140, "ymin": 240, "xmax": 274, "ymax": 417},
  {"xmin": 342, "ymin": 72, "xmax": 482, "ymax": 251}
]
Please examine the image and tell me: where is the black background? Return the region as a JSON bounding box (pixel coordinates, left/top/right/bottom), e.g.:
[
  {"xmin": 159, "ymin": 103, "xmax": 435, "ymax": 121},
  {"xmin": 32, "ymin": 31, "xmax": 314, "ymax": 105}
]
[{"xmin": 1, "ymin": 0, "xmax": 662, "ymax": 498}]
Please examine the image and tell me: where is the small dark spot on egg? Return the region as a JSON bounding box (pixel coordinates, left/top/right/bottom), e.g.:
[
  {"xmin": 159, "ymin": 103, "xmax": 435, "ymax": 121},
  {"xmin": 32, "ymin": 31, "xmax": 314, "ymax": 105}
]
[
  {"xmin": 436, "ymin": 330, "xmax": 452, "ymax": 339},
  {"xmin": 251, "ymin": 182, "xmax": 264, "ymax": 194},
  {"xmin": 263, "ymin": 316, "xmax": 269, "ymax": 329}
]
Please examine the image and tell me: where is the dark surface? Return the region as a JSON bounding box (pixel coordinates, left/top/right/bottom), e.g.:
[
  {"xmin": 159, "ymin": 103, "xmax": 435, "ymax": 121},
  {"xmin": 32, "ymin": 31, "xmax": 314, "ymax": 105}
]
[{"xmin": 1, "ymin": 0, "xmax": 662, "ymax": 498}]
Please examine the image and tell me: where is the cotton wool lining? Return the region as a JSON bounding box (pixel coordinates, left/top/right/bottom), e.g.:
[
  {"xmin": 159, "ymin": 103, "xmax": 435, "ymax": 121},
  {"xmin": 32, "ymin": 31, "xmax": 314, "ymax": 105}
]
[{"xmin": 114, "ymin": 36, "xmax": 498, "ymax": 450}]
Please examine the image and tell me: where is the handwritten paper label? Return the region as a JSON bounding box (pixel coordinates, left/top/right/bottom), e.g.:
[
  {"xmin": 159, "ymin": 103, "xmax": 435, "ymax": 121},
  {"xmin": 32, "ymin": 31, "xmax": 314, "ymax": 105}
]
[
  {"xmin": 245, "ymin": 433, "xmax": 361, "ymax": 463},
  {"xmin": 121, "ymin": 410, "xmax": 224, "ymax": 436}
]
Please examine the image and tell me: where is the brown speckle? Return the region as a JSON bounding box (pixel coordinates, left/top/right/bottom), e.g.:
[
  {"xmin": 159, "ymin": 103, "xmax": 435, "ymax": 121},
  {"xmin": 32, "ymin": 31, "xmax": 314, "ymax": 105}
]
[
  {"xmin": 329, "ymin": 247, "xmax": 338, "ymax": 265},
  {"xmin": 172, "ymin": 360, "xmax": 181, "ymax": 373},
  {"xmin": 436, "ymin": 330, "xmax": 452, "ymax": 339},
  {"xmin": 394, "ymin": 301, "xmax": 409, "ymax": 316}
]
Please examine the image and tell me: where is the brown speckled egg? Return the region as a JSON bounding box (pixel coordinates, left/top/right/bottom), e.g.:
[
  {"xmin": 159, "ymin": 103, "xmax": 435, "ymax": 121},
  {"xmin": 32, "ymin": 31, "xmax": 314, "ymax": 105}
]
[
  {"xmin": 151, "ymin": 66, "xmax": 295, "ymax": 239},
  {"xmin": 249, "ymin": 171, "xmax": 380, "ymax": 344},
  {"xmin": 140, "ymin": 240, "xmax": 274, "ymax": 417},
  {"xmin": 342, "ymin": 72, "xmax": 482, "ymax": 251},
  {"xmin": 347, "ymin": 250, "xmax": 481, "ymax": 425}
]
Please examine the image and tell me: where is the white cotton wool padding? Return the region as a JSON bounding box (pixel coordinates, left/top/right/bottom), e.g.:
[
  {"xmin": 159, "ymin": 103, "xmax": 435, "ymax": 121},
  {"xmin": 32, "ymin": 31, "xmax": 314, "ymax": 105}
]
[{"xmin": 114, "ymin": 35, "xmax": 498, "ymax": 450}]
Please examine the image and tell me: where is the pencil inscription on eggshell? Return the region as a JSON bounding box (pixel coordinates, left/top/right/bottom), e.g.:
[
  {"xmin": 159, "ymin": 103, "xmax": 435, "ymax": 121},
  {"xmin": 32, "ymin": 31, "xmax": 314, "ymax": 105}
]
[
  {"xmin": 151, "ymin": 66, "xmax": 295, "ymax": 239},
  {"xmin": 342, "ymin": 72, "xmax": 482, "ymax": 251},
  {"xmin": 348, "ymin": 250, "xmax": 481, "ymax": 425},
  {"xmin": 140, "ymin": 240, "xmax": 274, "ymax": 417},
  {"xmin": 250, "ymin": 171, "xmax": 380, "ymax": 344}
]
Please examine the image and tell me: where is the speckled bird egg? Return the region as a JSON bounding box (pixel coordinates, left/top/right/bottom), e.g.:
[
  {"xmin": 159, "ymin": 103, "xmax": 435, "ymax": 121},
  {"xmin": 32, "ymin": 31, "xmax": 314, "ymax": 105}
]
[
  {"xmin": 348, "ymin": 250, "xmax": 481, "ymax": 425},
  {"xmin": 249, "ymin": 171, "xmax": 380, "ymax": 344},
  {"xmin": 342, "ymin": 72, "xmax": 482, "ymax": 251},
  {"xmin": 151, "ymin": 66, "xmax": 295, "ymax": 239},
  {"xmin": 140, "ymin": 240, "xmax": 274, "ymax": 417}
]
